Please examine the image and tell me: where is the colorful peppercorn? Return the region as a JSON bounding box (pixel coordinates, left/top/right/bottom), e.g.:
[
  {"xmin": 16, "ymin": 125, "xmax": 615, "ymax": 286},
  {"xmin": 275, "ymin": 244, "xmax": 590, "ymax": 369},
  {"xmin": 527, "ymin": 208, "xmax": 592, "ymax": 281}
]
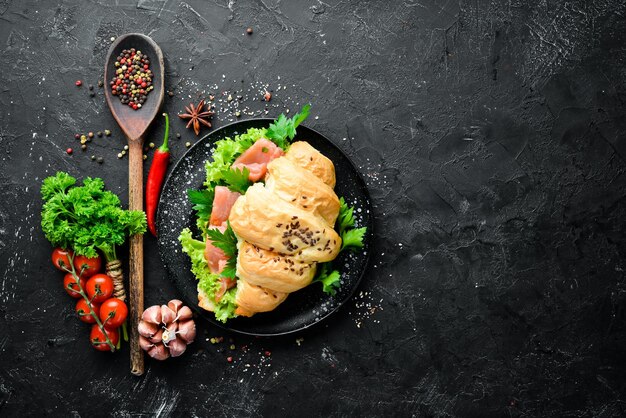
[
  {"xmin": 66, "ymin": 148, "xmax": 73, "ymax": 155},
  {"xmin": 75, "ymin": 80, "xmax": 82, "ymax": 87},
  {"xmin": 109, "ymin": 48, "xmax": 154, "ymax": 111}
]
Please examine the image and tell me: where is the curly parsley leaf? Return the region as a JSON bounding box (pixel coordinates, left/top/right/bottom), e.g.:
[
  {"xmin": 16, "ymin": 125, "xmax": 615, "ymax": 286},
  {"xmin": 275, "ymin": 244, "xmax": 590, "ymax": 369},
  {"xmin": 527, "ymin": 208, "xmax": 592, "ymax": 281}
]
[
  {"xmin": 266, "ymin": 104, "xmax": 311, "ymax": 149},
  {"xmin": 312, "ymin": 262, "xmax": 341, "ymax": 296},
  {"xmin": 222, "ymin": 167, "xmax": 252, "ymax": 194},
  {"xmin": 41, "ymin": 172, "xmax": 147, "ymax": 261}
]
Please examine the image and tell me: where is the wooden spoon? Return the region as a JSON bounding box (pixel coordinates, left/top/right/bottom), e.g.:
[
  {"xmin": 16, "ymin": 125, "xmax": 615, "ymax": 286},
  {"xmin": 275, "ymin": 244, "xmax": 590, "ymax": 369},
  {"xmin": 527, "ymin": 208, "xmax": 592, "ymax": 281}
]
[{"xmin": 104, "ymin": 33, "xmax": 164, "ymax": 376}]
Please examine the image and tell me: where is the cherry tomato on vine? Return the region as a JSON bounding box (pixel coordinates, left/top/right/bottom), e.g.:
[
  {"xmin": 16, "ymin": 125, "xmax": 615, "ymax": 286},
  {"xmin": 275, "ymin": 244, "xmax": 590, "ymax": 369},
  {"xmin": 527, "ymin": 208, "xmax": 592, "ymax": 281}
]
[
  {"xmin": 63, "ymin": 274, "xmax": 86, "ymax": 299},
  {"xmin": 52, "ymin": 248, "xmax": 73, "ymax": 272},
  {"xmin": 99, "ymin": 298, "xmax": 128, "ymax": 330},
  {"xmin": 75, "ymin": 299, "xmax": 100, "ymax": 324},
  {"xmin": 85, "ymin": 274, "xmax": 114, "ymax": 303},
  {"xmin": 73, "ymin": 254, "xmax": 102, "ymax": 278},
  {"xmin": 90, "ymin": 325, "xmax": 119, "ymax": 352}
]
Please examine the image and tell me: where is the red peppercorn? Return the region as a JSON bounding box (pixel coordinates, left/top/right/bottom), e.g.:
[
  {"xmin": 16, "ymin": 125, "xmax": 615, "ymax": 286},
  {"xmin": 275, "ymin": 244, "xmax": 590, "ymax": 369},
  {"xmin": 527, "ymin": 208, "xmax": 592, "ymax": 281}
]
[
  {"xmin": 66, "ymin": 148, "xmax": 73, "ymax": 155},
  {"xmin": 75, "ymin": 80, "xmax": 82, "ymax": 87},
  {"xmin": 226, "ymin": 356, "xmax": 233, "ymax": 363},
  {"xmin": 74, "ymin": 133, "xmax": 80, "ymax": 140},
  {"xmin": 264, "ymin": 351, "xmax": 271, "ymax": 357},
  {"xmin": 264, "ymin": 91, "xmax": 272, "ymax": 101}
]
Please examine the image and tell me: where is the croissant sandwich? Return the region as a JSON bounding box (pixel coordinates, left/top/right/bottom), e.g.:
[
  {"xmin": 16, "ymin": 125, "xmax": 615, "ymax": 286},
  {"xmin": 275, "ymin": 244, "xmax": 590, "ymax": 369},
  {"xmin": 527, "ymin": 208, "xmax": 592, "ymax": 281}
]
[{"xmin": 179, "ymin": 107, "xmax": 367, "ymax": 322}]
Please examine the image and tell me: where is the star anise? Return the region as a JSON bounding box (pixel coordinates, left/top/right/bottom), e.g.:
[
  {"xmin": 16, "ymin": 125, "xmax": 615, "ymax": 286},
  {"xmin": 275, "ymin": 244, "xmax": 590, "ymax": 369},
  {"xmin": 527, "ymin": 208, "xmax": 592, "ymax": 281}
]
[{"xmin": 178, "ymin": 99, "xmax": 214, "ymax": 136}]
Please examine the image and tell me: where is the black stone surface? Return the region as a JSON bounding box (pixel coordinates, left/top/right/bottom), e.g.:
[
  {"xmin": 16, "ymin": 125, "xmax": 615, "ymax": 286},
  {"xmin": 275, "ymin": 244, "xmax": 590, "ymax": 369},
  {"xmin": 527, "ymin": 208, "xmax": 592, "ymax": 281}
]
[{"xmin": 1, "ymin": 0, "xmax": 626, "ymax": 416}]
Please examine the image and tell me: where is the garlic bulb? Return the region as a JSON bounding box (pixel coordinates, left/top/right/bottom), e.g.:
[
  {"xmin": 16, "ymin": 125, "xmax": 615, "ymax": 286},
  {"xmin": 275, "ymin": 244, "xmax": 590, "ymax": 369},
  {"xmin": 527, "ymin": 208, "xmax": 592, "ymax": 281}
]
[{"xmin": 137, "ymin": 299, "xmax": 196, "ymax": 360}]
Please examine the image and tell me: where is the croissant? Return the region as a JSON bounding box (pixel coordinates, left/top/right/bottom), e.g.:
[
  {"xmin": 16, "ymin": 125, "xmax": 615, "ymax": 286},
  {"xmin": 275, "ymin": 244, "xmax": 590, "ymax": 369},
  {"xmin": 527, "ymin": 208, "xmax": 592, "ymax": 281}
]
[{"xmin": 200, "ymin": 140, "xmax": 342, "ymax": 317}]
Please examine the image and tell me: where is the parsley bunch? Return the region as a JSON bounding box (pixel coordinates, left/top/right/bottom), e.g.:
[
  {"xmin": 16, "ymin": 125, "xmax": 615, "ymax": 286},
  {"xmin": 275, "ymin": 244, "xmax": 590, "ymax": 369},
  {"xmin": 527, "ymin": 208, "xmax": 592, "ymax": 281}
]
[{"xmin": 41, "ymin": 172, "xmax": 147, "ymax": 261}]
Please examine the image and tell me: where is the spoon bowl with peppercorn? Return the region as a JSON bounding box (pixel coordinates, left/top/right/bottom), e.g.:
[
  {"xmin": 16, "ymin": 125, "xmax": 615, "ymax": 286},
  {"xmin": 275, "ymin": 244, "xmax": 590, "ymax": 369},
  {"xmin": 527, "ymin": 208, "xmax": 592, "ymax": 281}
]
[{"xmin": 104, "ymin": 33, "xmax": 164, "ymax": 376}]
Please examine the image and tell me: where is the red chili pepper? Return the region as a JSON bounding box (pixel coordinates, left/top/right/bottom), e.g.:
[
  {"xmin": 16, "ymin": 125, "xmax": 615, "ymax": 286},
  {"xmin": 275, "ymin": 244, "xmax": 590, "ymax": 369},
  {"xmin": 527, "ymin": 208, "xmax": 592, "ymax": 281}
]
[{"xmin": 146, "ymin": 113, "xmax": 170, "ymax": 236}]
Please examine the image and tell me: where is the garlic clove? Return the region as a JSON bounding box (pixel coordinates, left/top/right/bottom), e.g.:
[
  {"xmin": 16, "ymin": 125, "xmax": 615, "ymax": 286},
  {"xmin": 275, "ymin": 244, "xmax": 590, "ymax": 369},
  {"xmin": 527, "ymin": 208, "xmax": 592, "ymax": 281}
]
[
  {"xmin": 165, "ymin": 321, "xmax": 178, "ymax": 334},
  {"xmin": 149, "ymin": 328, "xmax": 164, "ymax": 344},
  {"xmin": 176, "ymin": 306, "xmax": 193, "ymax": 321},
  {"xmin": 177, "ymin": 319, "xmax": 196, "ymax": 343},
  {"xmin": 168, "ymin": 299, "xmax": 184, "ymax": 313},
  {"xmin": 161, "ymin": 304, "xmax": 176, "ymax": 324},
  {"xmin": 139, "ymin": 335, "xmax": 155, "ymax": 351},
  {"xmin": 148, "ymin": 343, "xmax": 170, "ymax": 360},
  {"xmin": 142, "ymin": 305, "xmax": 162, "ymax": 324},
  {"xmin": 168, "ymin": 337, "xmax": 187, "ymax": 357},
  {"xmin": 138, "ymin": 320, "xmax": 159, "ymax": 338}
]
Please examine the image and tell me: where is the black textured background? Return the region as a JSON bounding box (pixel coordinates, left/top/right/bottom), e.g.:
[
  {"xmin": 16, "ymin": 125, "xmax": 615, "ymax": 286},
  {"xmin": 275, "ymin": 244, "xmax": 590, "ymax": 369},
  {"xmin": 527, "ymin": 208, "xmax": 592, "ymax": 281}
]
[{"xmin": 1, "ymin": 1, "xmax": 626, "ymax": 417}]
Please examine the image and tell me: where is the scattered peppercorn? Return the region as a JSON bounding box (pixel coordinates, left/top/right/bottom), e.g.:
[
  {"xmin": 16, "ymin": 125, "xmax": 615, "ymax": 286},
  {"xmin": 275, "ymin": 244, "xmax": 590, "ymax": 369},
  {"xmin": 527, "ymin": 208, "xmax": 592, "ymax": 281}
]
[
  {"xmin": 88, "ymin": 132, "xmax": 94, "ymax": 138},
  {"xmin": 168, "ymin": 91, "xmax": 174, "ymax": 97},
  {"xmin": 149, "ymin": 142, "xmax": 155, "ymax": 148},
  {"xmin": 230, "ymin": 344, "xmax": 236, "ymax": 350},
  {"xmin": 264, "ymin": 350, "xmax": 271, "ymax": 357},
  {"xmin": 264, "ymin": 91, "xmax": 272, "ymax": 101},
  {"xmin": 97, "ymin": 157, "xmax": 104, "ymax": 164},
  {"xmin": 246, "ymin": 27, "xmax": 253, "ymax": 34},
  {"xmin": 124, "ymin": 145, "xmax": 129, "ymax": 151},
  {"xmin": 104, "ymin": 129, "xmax": 111, "ymax": 136},
  {"xmin": 75, "ymin": 80, "xmax": 82, "ymax": 87},
  {"xmin": 110, "ymin": 48, "xmax": 154, "ymax": 110},
  {"xmin": 97, "ymin": 131, "xmax": 103, "ymax": 137},
  {"xmin": 97, "ymin": 80, "xmax": 104, "ymax": 88},
  {"xmin": 91, "ymin": 155, "xmax": 96, "ymax": 160},
  {"xmin": 227, "ymin": 94, "xmax": 233, "ymax": 102},
  {"xmin": 66, "ymin": 148, "xmax": 73, "ymax": 155},
  {"xmin": 81, "ymin": 144, "xmax": 87, "ymax": 150},
  {"xmin": 121, "ymin": 150, "xmax": 127, "ymax": 156},
  {"xmin": 143, "ymin": 154, "xmax": 147, "ymax": 160},
  {"xmin": 74, "ymin": 133, "xmax": 80, "ymax": 140},
  {"xmin": 235, "ymin": 111, "xmax": 241, "ymax": 117},
  {"xmin": 185, "ymin": 141, "xmax": 191, "ymax": 148},
  {"xmin": 175, "ymin": 133, "xmax": 181, "ymax": 139},
  {"xmin": 117, "ymin": 153, "xmax": 123, "ymax": 159},
  {"xmin": 227, "ymin": 356, "xmax": 233, "ymax": 363},
  {"xmin": 88, "ymin": 84, "xmax": 94, "ymax": 91}
]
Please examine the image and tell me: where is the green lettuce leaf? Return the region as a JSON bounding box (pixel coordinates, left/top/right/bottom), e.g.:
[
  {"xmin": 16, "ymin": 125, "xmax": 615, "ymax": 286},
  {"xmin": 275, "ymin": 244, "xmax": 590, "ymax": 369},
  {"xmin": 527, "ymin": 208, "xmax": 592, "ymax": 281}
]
[{"xmin": 179, "ymin": 228, "xmax": 239, "ymax": 323}]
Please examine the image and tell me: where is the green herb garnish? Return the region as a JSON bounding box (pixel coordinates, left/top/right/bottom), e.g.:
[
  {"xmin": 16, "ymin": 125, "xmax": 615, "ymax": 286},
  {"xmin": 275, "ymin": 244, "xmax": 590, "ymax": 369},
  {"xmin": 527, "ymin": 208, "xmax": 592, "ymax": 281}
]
[
  {"xmin": 337, "ymin": 197, "xmax": 367, "ymax": 252},
  {"xmin": 205, "ymin": 222, "xmax": 238, "ymax": 279},
  {"xmin": 187, "ymin": 188, "xmax": 215, "ymax": 232},
  {"xmin": 265, "ymin": 104, "xmax": 310, "ymax": 149},
  {"xmin": 312, "ymin": 262, "xmax": 342, "ymax": 296},
  {"xmin": 221, "ymin": 167, "xmax": 252, "ymax": 194}
]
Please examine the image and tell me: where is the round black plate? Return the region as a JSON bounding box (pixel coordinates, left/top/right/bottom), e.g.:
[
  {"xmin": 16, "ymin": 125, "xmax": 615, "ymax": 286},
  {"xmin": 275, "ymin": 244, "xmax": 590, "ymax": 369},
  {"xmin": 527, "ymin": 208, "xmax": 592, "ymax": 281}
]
[{"xmin": 157, "ymin": 119, "xmax": 372, "ymax": 336}]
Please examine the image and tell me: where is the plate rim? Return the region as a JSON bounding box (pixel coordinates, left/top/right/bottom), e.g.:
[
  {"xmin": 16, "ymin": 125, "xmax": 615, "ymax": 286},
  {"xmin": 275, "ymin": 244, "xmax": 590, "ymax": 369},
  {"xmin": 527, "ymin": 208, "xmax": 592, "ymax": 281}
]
[{"xmin": 156, "ymin": 117, "xmax": 373, "ymax": 336}]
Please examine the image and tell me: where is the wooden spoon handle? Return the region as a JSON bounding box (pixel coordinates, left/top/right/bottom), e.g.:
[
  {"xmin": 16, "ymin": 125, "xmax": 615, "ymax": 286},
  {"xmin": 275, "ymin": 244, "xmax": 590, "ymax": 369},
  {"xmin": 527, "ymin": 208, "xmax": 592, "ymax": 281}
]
[{"xmin": 128, "ymin": 139, "xmax": 145, "ymax": 376}]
